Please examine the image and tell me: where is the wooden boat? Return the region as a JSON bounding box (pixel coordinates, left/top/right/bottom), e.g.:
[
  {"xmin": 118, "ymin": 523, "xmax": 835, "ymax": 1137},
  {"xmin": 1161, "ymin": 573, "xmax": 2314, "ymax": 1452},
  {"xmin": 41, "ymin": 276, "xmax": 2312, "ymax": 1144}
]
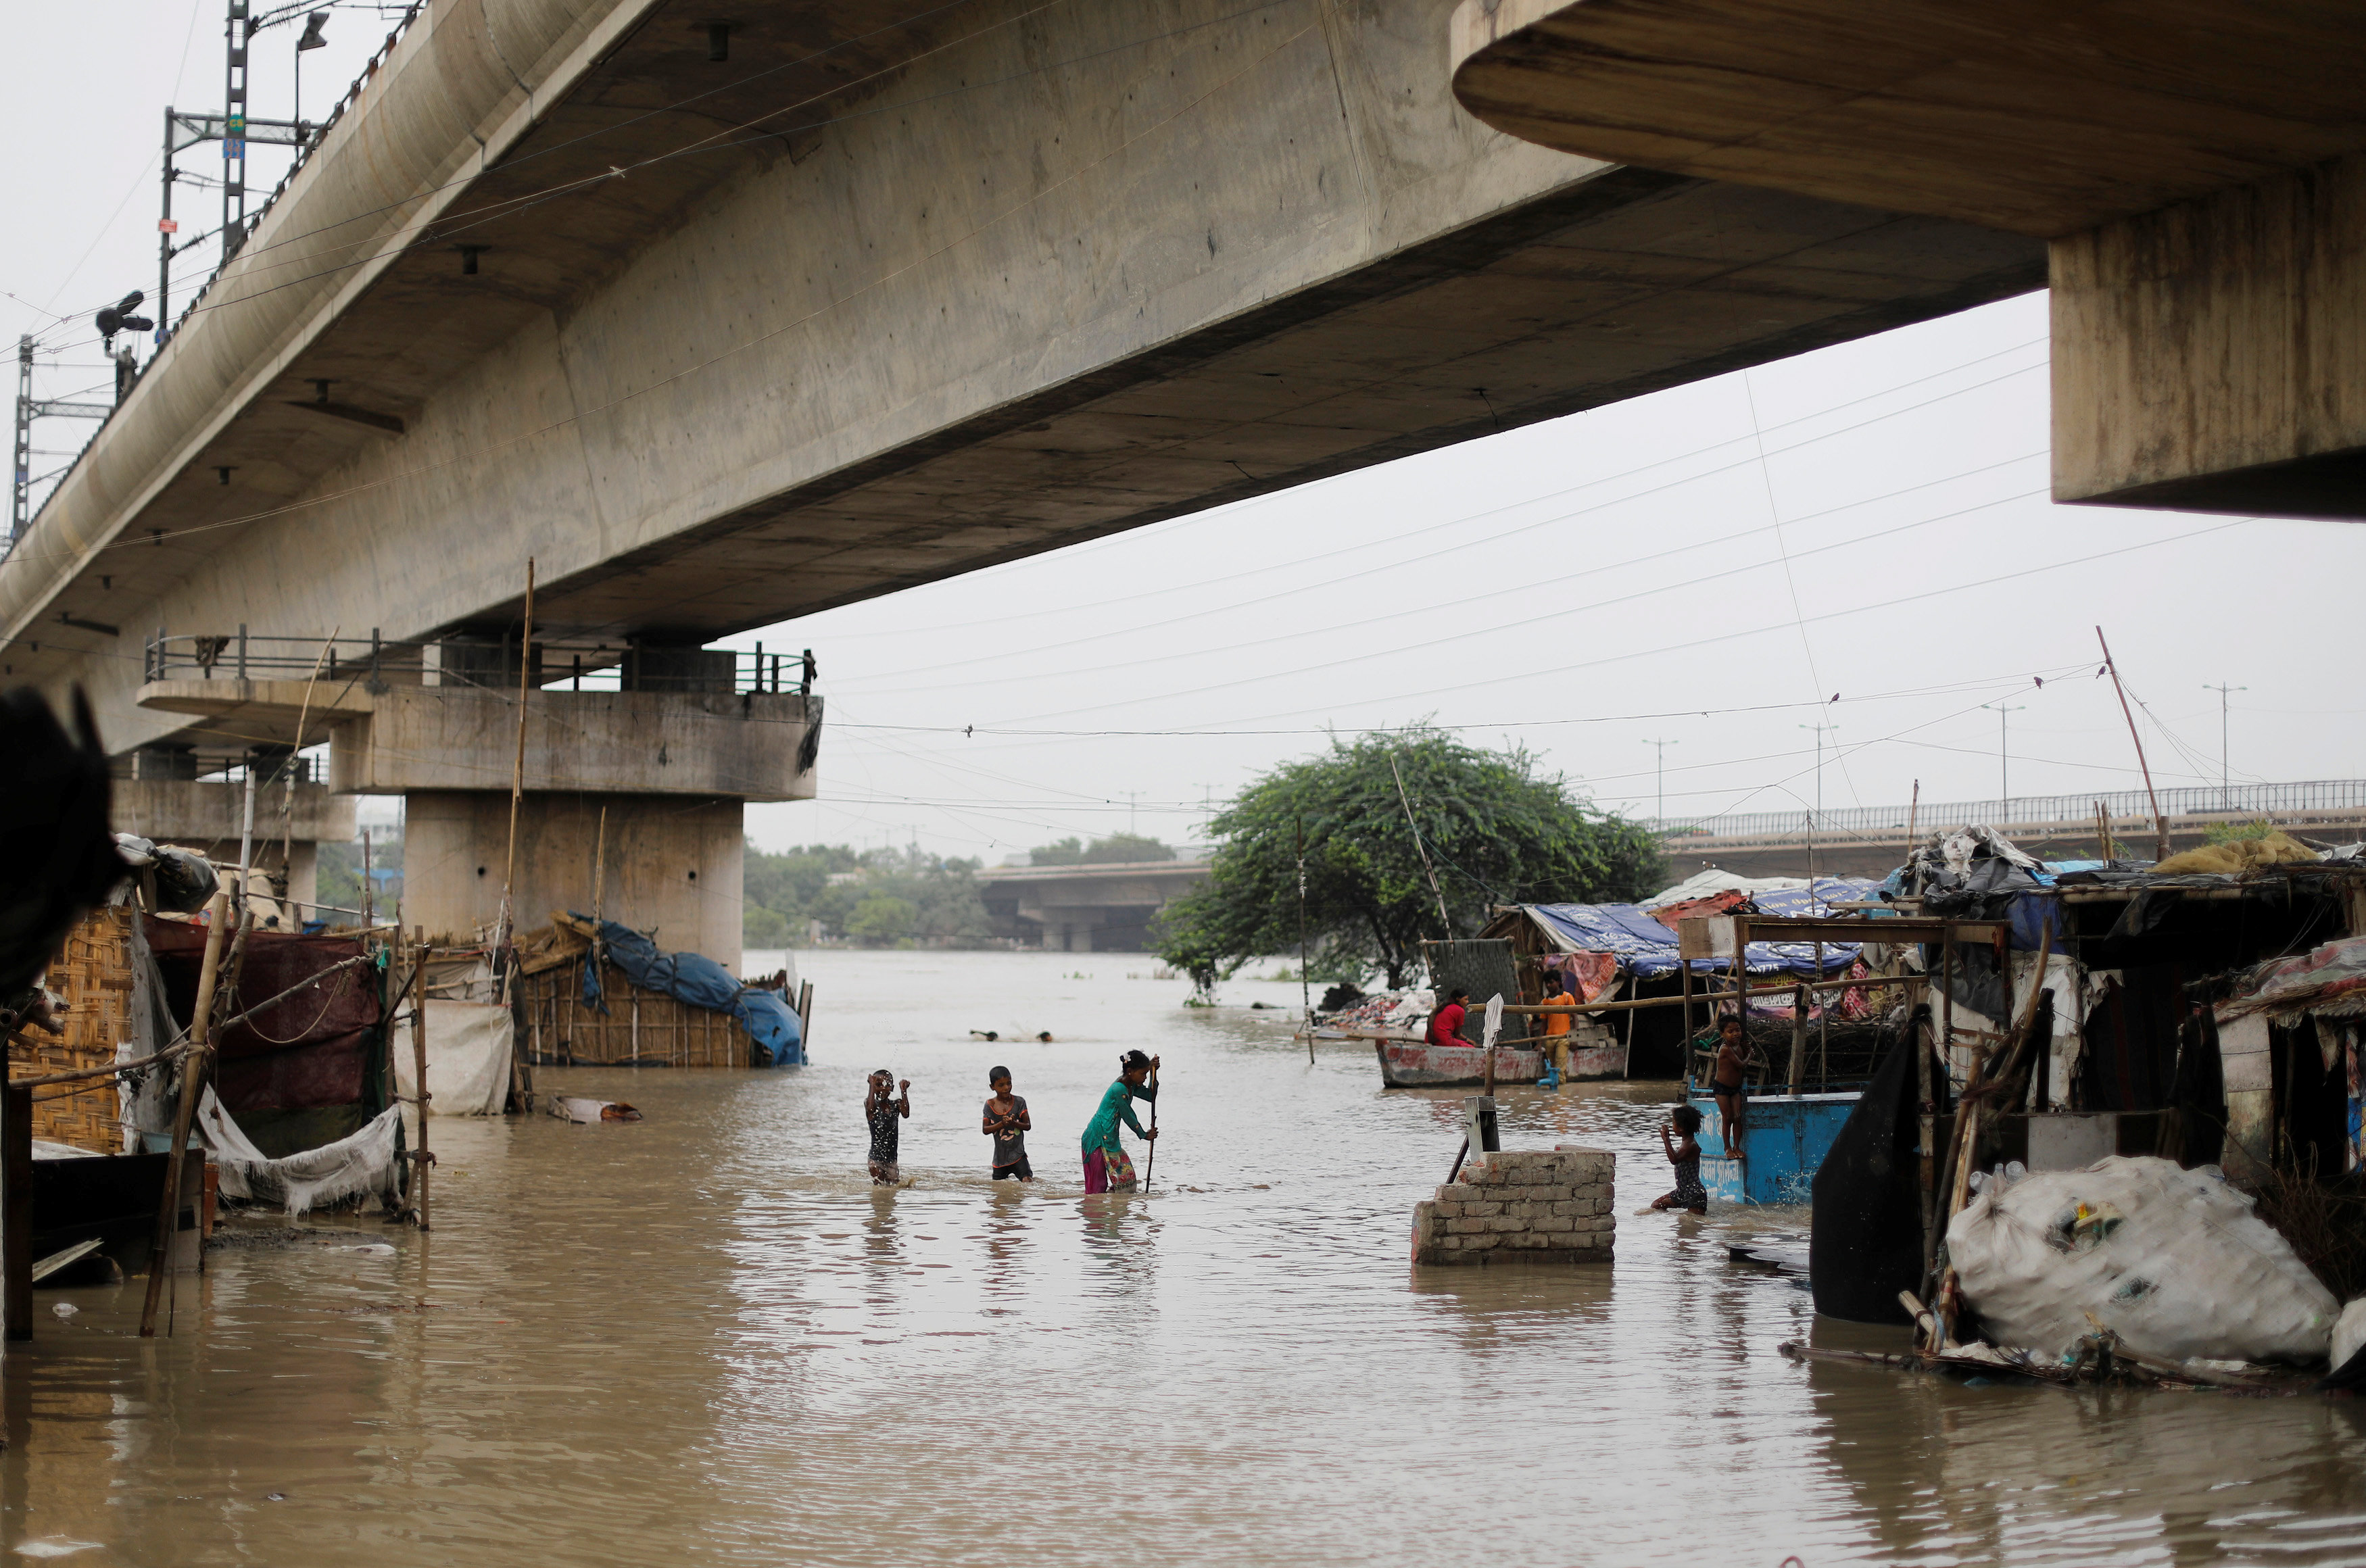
[{"xmin": 1357, "ymin": 1033, "xmax": 1538, "ymax": 1087}]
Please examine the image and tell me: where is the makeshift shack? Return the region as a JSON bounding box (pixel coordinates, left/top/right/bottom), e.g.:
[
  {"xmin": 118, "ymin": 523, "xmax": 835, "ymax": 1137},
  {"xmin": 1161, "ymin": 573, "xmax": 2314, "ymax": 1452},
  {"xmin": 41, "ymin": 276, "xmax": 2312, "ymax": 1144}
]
[
  {"xmin": 512, "ymin": 914, "xmax": 806, "ymax": 1068},
  {"xmin": 1810, "ymin": 825, "xmax": 2366, "ymax": 1342},
  {"xmin": 1479, "ymin": 878, "xmax": 1884, "ymax": 1078}
]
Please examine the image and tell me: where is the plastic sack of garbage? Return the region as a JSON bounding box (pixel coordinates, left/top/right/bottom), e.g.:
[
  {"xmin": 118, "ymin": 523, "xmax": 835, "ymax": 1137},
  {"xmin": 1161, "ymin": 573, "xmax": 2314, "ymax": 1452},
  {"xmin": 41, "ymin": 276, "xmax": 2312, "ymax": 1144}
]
[{"xmin": 1946, "ymin": 1155, "xmax": 2338, "ymax": 1364}]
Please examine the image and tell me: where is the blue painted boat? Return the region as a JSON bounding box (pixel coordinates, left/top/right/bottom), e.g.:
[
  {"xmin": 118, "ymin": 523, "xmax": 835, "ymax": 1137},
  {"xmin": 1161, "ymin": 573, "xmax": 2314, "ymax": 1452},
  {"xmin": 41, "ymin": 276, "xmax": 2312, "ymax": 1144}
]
[{"xmin": 1687, "ymin": 1084, "xmax": 1862, "ymax": 1206}]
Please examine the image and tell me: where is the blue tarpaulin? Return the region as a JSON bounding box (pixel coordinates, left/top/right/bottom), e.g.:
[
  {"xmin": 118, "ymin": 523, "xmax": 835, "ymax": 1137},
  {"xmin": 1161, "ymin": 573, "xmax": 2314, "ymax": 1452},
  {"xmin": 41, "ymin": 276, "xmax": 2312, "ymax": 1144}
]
[
  {"xmin": 577, "ymin": 917, "xmax": 804, "ymax": 1067},
  {"xmin": 1523, "ymin": 878, "xmax": 1884, "ymax": 978}
]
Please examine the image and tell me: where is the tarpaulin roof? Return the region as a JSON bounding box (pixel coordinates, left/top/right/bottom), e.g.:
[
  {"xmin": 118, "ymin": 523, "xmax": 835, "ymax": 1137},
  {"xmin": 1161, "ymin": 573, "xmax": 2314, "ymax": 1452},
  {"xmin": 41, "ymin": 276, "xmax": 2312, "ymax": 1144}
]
[
  {"xmin": 1519, "ymin": 877, "xmax": 1885, "ymax": 978},
  {"xmin": 579, "ymin": 918, "xmax": 804, "ymax": 1067}
]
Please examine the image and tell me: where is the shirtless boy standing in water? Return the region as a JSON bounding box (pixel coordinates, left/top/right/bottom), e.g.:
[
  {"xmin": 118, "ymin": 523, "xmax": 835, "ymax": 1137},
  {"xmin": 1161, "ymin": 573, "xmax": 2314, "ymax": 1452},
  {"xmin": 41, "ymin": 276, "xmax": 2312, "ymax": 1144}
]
[{"xmin": 982, "ymin": 1067, "xmax": 1033, "ymax": 1181}]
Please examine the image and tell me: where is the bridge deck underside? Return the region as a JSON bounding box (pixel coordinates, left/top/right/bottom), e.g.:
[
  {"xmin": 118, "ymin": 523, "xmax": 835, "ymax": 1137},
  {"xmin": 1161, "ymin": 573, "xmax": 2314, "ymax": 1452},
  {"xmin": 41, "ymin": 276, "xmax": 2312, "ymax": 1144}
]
[{"xmin": 14, "ymin": 0, "xmax": 2037, "ymax": 754}]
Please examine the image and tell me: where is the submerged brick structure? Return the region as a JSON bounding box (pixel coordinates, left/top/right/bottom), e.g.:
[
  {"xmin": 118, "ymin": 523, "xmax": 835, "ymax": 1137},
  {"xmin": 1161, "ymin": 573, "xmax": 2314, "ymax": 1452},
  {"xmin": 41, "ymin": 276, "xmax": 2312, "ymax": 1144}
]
[{"xmin": 1410, "ymin": 1146, "xmax": 1615, "ymax": 1266}]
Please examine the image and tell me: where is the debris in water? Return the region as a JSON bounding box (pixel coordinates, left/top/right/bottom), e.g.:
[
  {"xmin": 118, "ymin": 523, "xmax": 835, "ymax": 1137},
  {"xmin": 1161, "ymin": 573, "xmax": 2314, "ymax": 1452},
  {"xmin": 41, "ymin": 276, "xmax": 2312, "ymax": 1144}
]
[{"xmin": 51, "ymin": 1302, "xmax": 76, "ymax": 1319}]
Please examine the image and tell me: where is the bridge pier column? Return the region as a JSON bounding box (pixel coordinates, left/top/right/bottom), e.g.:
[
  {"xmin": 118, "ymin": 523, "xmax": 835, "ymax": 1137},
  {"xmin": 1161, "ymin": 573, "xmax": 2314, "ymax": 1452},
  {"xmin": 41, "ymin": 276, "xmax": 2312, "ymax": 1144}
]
[
  {"xmin": 402, "ymin": 792, "xmax": 746, "ymax": 967},
  {"xmin": 114, "ymin": 764, "xmax": 356, "ymax": 927},
  {"xmin": 2055, "ymin": 151, "xmax": 2366, "ymax": 518},
  {"xmin": 329, "ymin": 685, "xmax": 817, "ymax": 970}
]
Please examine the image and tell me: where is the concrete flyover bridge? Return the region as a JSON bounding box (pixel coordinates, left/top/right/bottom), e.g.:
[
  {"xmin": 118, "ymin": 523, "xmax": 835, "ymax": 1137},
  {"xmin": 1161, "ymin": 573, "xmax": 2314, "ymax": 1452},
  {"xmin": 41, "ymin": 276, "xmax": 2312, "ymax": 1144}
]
[
  {"xmin": 977, "ymin": 859, "xmax": 1211, "ymax": 952},
  {"xmin": 1452, "ymin": 0, "xmax": 2366, "ymax": 520},
  {"xmin": 3, "ymin": 0, "xmax": 2047, "ymax": 964},
  {"xmin": 1655, "ymin": 779, "xmax": 2366, "ymax": 883}
]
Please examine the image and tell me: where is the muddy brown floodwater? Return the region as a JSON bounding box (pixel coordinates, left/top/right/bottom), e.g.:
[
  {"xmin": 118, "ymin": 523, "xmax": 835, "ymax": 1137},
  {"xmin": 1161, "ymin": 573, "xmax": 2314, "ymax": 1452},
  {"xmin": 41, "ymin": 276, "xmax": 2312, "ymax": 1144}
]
[{"xmin": 8, "ymin": 951, "xmax": 2366, "ymax": 1565}]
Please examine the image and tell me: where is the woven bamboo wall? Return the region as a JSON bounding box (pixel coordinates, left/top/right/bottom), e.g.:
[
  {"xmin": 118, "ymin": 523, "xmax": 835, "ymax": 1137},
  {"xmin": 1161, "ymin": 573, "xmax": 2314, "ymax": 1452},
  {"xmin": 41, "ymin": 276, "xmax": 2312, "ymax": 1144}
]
[
  {"xmin": 516, "ymin": 964, "xmax": 756, "ymax": 1068},
  {"xmin": 9, "ymin": 904, "xmax": 138, "ymax": 1152}
]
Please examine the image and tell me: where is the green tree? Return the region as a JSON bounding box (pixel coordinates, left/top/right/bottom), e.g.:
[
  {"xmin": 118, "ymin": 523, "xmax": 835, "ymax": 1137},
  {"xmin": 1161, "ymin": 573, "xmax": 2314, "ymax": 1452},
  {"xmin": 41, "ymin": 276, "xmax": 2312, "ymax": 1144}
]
[
  {"xmin": 1154, "ymin": 725, "xmax": 1661, "ymax": 992},
  {"xmin": 1080, "ymin": 833, "xmax": 1175, "ymax": 864},
  {"xmin": 847, "ymin": 893, "xmax": 919, "ymax": 946},
  {"xmin": 1031, "ymin": 833, "xmax": 1174, "ymax": 866}
]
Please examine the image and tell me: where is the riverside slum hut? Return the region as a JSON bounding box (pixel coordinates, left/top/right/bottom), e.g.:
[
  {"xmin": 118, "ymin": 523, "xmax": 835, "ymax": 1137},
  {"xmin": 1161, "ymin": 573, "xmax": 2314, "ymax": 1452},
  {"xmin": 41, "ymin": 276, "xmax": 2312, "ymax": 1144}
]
[
  {"xmin": 11, "ymin": 891, "xmax": 408, "ymax": 1302},
  {"xmin": 1808, "ymin": 826, "xmax": 2366, "ymax": 1329},
  {"xmin": 511, "ymin": 914, "xmax": 806, "ymax": 1068},
  {"xmin": 1477, "ymin": 877, "xmax": 1886, "ymax": 1085}
]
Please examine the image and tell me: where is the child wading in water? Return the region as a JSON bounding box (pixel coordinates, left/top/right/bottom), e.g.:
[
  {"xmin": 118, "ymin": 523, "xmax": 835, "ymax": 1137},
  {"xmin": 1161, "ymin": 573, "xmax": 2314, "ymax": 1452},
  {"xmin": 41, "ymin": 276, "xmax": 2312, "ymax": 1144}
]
[
  {"xmin": 865, "ymin": 1069, "xmax": 911, "ymax": 1185},
  {"xmin": 982, "ymin": 1067, "xmax": 1033, "ymax": 1181},
  {"xmin": 1080, "ymin": 1050, "xmax": 1158, "ymax": 1192},
  {"xmin": 1650, "ymin": 1104, "xmax": 1709, "ymax": 1214}
]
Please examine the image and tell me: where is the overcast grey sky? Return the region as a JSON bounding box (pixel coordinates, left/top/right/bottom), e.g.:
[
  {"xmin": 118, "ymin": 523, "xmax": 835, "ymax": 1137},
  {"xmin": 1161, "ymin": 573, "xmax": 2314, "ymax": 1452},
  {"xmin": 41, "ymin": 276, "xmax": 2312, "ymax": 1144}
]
[{"xmin": 11, "ymin": 5, "xmax": 2361, "ymax": 866}]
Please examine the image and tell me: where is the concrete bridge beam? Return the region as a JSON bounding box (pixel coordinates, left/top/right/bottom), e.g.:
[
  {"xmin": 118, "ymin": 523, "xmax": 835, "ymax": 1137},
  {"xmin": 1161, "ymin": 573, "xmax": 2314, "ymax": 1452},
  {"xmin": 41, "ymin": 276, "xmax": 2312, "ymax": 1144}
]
[
  {"xmin": 1449, "ymin": 0, "xmax": 2366, "ymax": 521},
  {"xmin": 9, "ymin": 0, "xmax": 2041, "ymax": 753}
]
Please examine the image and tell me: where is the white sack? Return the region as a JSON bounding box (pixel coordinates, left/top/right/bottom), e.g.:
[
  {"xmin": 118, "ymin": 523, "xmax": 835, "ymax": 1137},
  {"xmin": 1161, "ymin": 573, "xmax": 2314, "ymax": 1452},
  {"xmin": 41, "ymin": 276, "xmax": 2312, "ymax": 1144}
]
[
  {"xmin": 1947, "ymin": 1155, "xmax": 2337, "ymax": 1365},
  {"xmin": 197, "ymin": 1087, "xmax": 404, "ymax": 1216},
  {"xmin": 2335, "ymin": 1299, "xmax": 2366, "ymax": 1373},
  {"xmin": 394, "ymin": 1000, "xmax": 514, "ymax": 1141}
]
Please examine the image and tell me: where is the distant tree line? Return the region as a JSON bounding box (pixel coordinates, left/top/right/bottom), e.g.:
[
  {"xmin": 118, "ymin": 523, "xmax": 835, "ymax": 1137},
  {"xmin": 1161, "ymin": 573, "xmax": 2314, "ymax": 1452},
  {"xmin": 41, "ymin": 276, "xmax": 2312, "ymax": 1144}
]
[{"xmin": 742, "ymin": 833, "xmax": 1177, "ymax": 948}]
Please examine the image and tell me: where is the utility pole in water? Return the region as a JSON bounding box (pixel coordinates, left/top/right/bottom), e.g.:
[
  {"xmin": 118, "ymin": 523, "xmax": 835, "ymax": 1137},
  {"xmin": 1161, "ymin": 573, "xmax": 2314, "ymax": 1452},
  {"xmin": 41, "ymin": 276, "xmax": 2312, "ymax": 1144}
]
[{"xmin": 2203, "ymin": 683, "xmax": 2246, "ymax": 811}]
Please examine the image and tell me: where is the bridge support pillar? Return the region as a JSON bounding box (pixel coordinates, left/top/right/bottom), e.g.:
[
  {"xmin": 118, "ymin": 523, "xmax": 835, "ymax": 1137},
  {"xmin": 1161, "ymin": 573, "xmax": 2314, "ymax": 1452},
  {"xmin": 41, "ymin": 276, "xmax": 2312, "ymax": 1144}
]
[
  {"xmin": 2053, "ymin": 153, "xmax": 2366, "ymax": 520},
  {"xmin": 114, "ymin": 766, "xmax": 356, "ymax": 927},
  {"xmin": 329, "ymin": 685, "xmax": 817, "ymax": 971},
  {"xmin": 402, "ymin": 792, "xmax": 746, "ymax": 964}
]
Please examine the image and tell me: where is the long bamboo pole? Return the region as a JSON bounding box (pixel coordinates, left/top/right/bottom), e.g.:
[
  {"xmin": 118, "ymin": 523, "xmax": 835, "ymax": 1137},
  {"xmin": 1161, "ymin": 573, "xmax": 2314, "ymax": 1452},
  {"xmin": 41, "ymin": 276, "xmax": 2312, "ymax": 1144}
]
[
  {"xmin": 1389, "ymin": 752, "xmax": 1453, "ymax": 939},
  {"xmin": 409, "ymin": 944, "xmax": 432, "ymax": 1231},
  {"xmin": 2096, "ymin": 627, "xmax": 2171, "ymax": 861},
  {"xmin": 280, "ymin": 626, "xmax": 339, "ymax": 911},
  {"xmin": 1295, "ymin": 813, "xmax": 1313, "ymax": 1066},
  {"xmin": 498, "ymin": 560, "xmax": 536, "ymax": 971},
  {"xmin": 139, "ymin": 890, "xmax": 230, "ymax": 1338}
]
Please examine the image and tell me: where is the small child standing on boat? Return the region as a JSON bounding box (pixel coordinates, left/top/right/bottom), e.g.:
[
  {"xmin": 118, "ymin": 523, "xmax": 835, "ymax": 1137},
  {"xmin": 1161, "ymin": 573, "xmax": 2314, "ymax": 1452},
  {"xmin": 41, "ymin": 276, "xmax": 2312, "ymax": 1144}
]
[{"xmin": 1650, "ymin": 1105, "xmax": 1708, "ymax": 1215}]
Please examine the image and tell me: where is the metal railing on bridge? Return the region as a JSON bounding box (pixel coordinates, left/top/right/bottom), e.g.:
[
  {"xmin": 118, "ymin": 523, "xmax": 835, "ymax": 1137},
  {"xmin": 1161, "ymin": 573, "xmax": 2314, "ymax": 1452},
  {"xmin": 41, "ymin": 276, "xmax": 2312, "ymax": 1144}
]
[
  {"xmin": 143, "ymin": 629, "xmax": 815, "ymax": 697},
  {"xmin": 1649, "ymin": 779, "xmax": 2366, "ymax": 841}
]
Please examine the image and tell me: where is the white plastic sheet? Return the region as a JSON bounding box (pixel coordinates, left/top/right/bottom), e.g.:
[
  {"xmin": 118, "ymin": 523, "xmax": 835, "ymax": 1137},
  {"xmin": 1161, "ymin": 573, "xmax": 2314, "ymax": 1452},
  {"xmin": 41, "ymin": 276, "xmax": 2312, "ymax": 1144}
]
[
  {"xmin": 197, "ymin": 1087, "xmax": 404, "ymax": 1216},
  {"xmin": 393, "ymin": 1000, "xmax": 513, "ymax": 1141},
  {"xmin": 1948, "ymin": 1156, "xmax": 2338, "ymax": 1364}
]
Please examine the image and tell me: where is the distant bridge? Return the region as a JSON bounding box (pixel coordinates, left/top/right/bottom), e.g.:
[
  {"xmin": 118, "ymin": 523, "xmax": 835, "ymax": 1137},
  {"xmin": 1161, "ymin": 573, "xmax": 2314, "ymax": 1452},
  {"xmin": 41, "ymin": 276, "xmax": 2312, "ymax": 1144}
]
[
  {"xmin": 1652, "ymin": 780, "xmax": 2366, "ymax": 881},
  {"xmin": 975, "ymin": 860, "xmax": 1211, "ymax": 953}
]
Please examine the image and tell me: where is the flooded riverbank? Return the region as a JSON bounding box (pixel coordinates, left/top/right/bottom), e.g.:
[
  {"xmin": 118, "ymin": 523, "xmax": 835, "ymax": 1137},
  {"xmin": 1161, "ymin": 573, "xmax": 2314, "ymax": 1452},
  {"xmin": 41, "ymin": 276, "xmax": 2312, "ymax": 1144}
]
[{"xmin": 9, "ymin": 951, "xmax": 2365, "ymax": 1565}]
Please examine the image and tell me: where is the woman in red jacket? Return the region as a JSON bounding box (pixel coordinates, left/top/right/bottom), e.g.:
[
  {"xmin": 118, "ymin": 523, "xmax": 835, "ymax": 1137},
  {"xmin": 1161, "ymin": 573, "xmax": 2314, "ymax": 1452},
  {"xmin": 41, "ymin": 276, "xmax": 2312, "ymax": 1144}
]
[{"xmin": 1426, "ymin": 987, "xmax": 1470, "ymax": 1049}]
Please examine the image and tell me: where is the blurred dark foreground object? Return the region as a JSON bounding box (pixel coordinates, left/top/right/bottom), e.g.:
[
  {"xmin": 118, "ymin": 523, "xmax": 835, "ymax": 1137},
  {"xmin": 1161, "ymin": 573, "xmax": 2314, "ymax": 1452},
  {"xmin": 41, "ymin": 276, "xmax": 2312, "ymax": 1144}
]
[{"xmin": 0, "ymin": 687, "xmax": 123, "ymax": 1002}]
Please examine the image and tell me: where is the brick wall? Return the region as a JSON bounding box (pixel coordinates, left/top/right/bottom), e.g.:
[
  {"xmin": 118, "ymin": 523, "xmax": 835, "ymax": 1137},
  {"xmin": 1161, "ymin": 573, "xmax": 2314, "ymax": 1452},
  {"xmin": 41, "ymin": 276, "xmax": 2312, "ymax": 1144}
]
[{"xmin": 1410, "ymin": 1146, "xmax": 1614, "ymax": 1266}]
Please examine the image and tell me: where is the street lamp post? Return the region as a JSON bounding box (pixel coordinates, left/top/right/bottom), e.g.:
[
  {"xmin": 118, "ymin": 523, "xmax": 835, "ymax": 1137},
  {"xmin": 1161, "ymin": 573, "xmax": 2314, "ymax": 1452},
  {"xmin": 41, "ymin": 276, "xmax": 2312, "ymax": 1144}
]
[
  {"xmin": 1981, "ymin": 702, "xmax": 2026, "ymax": 817},
  {"xmin": 2204, "ymin": 683, "xmax": 2246, "ymax": 812},
  {"xmin": 1642, "ymin": 737, "xmax": 1677, "ymax": 829}
]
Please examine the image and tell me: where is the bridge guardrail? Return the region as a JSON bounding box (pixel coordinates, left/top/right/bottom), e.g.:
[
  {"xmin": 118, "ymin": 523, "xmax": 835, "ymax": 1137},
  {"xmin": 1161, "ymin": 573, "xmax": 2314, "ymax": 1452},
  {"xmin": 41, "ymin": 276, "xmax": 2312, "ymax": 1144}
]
[
  {"xmin": 143, "ymin": 629, "xmax": 815, "ymax": 696},
  {"xmin": 1649, "ymin": 779, "xmax": 2366, "ymax": 841}
]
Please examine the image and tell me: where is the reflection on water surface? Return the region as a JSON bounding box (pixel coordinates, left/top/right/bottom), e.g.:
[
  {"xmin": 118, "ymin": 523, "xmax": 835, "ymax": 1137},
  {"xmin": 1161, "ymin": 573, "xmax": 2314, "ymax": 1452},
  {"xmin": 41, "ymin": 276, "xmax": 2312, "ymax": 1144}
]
[{"xmin": 7, "ymin": 952, "xmax": 2364, "ymax": 1565}]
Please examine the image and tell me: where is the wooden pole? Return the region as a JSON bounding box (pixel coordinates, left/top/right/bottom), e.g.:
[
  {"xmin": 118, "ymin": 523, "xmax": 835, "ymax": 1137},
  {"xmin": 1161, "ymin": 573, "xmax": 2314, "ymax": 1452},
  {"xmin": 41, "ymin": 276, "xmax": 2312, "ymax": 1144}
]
[
  {"xmin": 1906, "ymin": 779, "xmax": 1921, "ymax": 845},
  {"xmin": 360, "ymin": 827, "xmax": 374, "ymax": 929},
  {"xmin": 281, "ymin": 627, "xmax": 339, "ymax": 908},
  {"xmin": 1787, "ymin": 983, "xmax": 1808, "ymax": 1094},
  {"xmin": 141, "ymin": 889, "xmax": 230, "ymax": 1338},
  {"xmin": 1389, "ymin": 752, "xmax": 1454, "ymax": 939},
  {"xmin": 3, "ymin": 1080, "xmax": 29, "ymax": 1342},
  {"xmin": 409, "ymin": 944, "xmax": 431, "ymax": 1231},
  {"xmin": 2096, "ymin": 627, "xmax": 2171, "ymax": 861},
  {"xmin": 1295, "ymin": 813, "xmax": 1313, "ymax": 1066},
  {"xmin": 1142, "ymin": 1060, "xmax": 1159, "ymax": 1189},
  {"xmin": 498, "ymin": 560, "xmax": 535, "ymax": 985},
  {"xmin": 2094, "ymin": 800, "xmax": 2112, "ymax": 862}
]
